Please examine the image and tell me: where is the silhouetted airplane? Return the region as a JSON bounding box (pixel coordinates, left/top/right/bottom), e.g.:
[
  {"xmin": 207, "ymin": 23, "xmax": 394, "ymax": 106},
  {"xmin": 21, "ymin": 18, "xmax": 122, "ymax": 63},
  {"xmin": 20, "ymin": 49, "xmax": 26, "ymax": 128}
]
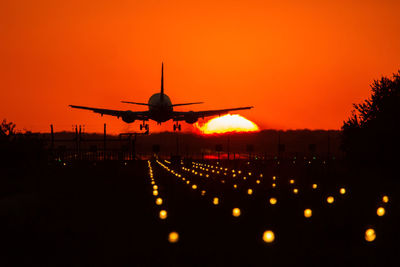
[{"xmin": 70, "ymin": 63, "xmax": 253, "ymax": 132}]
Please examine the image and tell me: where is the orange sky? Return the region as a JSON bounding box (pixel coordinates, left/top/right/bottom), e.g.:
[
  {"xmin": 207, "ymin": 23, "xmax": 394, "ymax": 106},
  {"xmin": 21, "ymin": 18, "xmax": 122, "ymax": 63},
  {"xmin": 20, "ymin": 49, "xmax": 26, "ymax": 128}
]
[{"xmin": 1, "ymin": 0, "xmax": 400, "ymax": 133}]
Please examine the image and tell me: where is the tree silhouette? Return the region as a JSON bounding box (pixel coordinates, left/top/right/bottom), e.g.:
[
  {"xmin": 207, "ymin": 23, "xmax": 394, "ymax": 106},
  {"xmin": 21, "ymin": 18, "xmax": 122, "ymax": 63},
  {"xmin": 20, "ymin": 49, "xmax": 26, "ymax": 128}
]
[
  {"xmin": 342, "ymin": 71, "xmax": 400, "ymax": 165},
  {"xmin": 0, "ymin": 119, "xmax": 16, "ymax": 139}
]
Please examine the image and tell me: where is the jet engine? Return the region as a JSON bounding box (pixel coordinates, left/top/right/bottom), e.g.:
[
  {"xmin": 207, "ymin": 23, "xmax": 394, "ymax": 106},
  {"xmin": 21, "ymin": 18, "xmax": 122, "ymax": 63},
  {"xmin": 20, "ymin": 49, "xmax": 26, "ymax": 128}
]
[
  {"xmin": 184, "ymin": 112, "xmax": 198, "ymax": 124},
  {"xmin": 121, "ymin": 111, "xmax": 136, "ymax": 123}
]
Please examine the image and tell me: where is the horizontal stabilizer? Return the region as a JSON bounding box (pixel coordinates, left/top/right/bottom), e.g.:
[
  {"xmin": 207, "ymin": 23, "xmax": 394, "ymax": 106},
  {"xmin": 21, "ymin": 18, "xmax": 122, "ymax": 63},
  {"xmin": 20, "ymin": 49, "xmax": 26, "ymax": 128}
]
[{"xmin": 172, "ymin": 102, "xmax": 204, "ymax": 107}]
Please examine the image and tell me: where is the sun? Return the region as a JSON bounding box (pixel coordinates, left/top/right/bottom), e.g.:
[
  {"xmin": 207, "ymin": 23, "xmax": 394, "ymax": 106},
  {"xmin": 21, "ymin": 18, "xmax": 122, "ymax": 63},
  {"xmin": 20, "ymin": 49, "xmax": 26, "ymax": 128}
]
[{"xmin": 194, "ymin": 114, "xmax": 259, "ymax": 134}]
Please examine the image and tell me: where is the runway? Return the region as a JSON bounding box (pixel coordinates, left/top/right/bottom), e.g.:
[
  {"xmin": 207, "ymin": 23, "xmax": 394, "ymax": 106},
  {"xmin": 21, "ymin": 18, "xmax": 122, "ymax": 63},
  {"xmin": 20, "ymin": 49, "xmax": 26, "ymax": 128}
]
[{"xmin": 1, "ymin": 158, "xmax": 398, "ymax": 266}]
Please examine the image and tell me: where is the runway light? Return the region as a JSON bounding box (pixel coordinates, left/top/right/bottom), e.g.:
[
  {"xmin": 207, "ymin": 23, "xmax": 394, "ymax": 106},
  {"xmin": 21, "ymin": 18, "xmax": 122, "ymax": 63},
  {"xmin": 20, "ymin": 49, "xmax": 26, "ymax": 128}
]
[
  {"xmin": 293, "ymin": 188, "xmax": 299, "ymax": 194},
  {"xmin": 312, "ymin": 184, "xmax": 318, "ymax": 189},
  {"xmin": 153, "ymin": 185, "xmax": 158, "ymax": 190},
  {"xmin": 168, "ymin": 232, "xmax": 179, "ymax": 243},
  {"xmin": 153, "ymin": 190, "xmax": 159, "ymax": 196},
  {"xmin": 213, "ymin": 197, "xmax": 219, "ymax": 205},
  {"xmin": 290, "ymin": 179, "xmax": 295, "ymax": 184},
  {"xmin": 192, "ymin": 184, "xmax": 197, "ymax": 190},
  {"xmin": 232, "ymin": 208, "xmax": 241, "ymax": 217},
  {"xmin": 256, "ymin": 180, "xmax": 260, "ymax": 184},
  {"xmin": 272, "ymin": 183, "xmax": 276, "ymax": 188},
  {"xmin": 327, "ymin": 196, "xmax": 335, "ymax": 204},
  {"xmin": 201, "ymin": 190, "xmax": 206, "ymax": 196},
  {"xmin": 382, "ymin": 195, "xmax": 389, "ymax": 203},
  {"xmin": 272, "ymin": 176, "xmax": 276, "ymax": 180},
  {"xmin": 269, "ymin": 197, "xmax": 277, "ymax": 205},
  {"xmin": 365, "ymin": 228, "xmax": 376, "ymax": 242},
  {"xmin": 304, "ymin": 209, "xmax": 312, "ymax": 218},
  {"xmin": 159, "ymin": 210, "xmax": 167, "ymax": 220},
  {"xmin": 340, "ymin": 188, "xmax": 346, "ymax": 195},
  {"xmin": 262, "ymin": 230, "xmax": 275, "ymax": 243},
  {"xmin": 233, "ymin": 184, "xmax": 237, "ymax": 189},
  {"xmin": 156, "ymin": 198, "xmax": 163, "ymax": 205},
  {"xmin": 377, "ymin": 207, "xmax": 385, "ymax": 216},
  {"xmin": 247, "ymin": 189, "xmax": 253, "ymax": 195}
]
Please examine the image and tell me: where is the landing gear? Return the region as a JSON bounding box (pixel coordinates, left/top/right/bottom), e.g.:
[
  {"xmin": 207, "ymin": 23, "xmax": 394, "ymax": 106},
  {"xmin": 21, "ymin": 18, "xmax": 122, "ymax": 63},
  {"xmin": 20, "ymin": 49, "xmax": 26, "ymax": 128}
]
[
  {"xmin": 173, "ymin": 122, "xmax": 181, "ymax": 131},
  {"xmin": 140, "ymin": 122, "xmax": 149, "ymax": 131}
]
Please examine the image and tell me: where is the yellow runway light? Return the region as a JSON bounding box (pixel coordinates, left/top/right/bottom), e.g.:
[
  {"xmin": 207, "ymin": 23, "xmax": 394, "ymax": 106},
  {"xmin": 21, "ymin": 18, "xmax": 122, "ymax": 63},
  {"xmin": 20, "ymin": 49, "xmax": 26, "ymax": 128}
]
[
  {"xmin": 269, "ymin": 197, "xmax": 277, "ymax": 205},
  {"xmin": 262, "ymin": 230, "xmax": 275, "ymax": 243},
  {"xmin": 377, "ymin": 207, "xmax": 385, "ymax": 216},
  {"xmin": 304, "ymin": 209, "xmax": 312, "ymax": 218},
  {"xmin": 213, "ymin": 197, "xmax": 219, "ymax": 205},
  {"xmin": 382, "ymin": 195, "xmax": 389, "ymax": 203},
  {"xmin": 293, "ymin": 188, "xmax": 299, "ymax": 194},
  {"xmin": 312, "ymin": 184, "xmax": 318, "ymax": 189},
  {"xmin": 155, "ymin": 198, "xmax": 163, "ymax": 205},
  {"xmin": 159, "ymin": 210, "xmax": 167, "ymax": 219},
  {"xmin": 168, "ymin": 232, "xmax": 179, "ymax": 243},
  {"xmin": 192, "ymin": 184, "xmax": 197, "ymax": 190},
  {"xmin": 153, "ymin": 185, "xmax": 158, "ymax": 190},
  {"xmin": 232, "ymin": 208, "xmax": 241, "ymax": 217},
  {"xmin": 327, "ymin": 196, "xmax": 334, "ymax": 204},
  {"xmin": 365, "ymin": 228, "xmax": 376, "ymax": 242},
  {"xmin": 247, "ymin": 189, "xmax": 253, "ymax": 195},
  {"xmin": 153, "ymin": 190, "xmax": 159, "ymax": 196},
  {"xmin": 340, "ymin": 188, "xmax": 346, "ymax": 195}
]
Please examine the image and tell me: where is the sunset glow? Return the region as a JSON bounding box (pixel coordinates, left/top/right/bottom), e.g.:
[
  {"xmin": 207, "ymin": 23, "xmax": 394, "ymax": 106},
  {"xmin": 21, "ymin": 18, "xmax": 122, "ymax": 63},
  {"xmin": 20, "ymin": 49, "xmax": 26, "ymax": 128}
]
[
  {"xmin": 194, "ymin": 114, "xmax": 259, "ymax": 134},
  {"xmin": 1, "ymin": 1, "xmax": 400, "ymax": 133}
]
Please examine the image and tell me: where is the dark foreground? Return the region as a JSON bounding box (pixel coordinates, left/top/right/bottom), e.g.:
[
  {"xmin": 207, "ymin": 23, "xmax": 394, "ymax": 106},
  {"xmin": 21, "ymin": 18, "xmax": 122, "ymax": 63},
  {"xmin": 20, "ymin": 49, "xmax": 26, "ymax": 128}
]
[{"xmin": 1, "ymin": 159, "xmax": 399, "ymax": 266}]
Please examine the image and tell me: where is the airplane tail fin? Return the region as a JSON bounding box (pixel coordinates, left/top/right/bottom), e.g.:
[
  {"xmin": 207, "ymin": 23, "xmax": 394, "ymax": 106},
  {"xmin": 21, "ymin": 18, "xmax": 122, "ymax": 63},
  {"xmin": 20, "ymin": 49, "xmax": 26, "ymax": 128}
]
[{"xmin": 160, "ymin": 62, "xmax": 164, "ymax": 101}]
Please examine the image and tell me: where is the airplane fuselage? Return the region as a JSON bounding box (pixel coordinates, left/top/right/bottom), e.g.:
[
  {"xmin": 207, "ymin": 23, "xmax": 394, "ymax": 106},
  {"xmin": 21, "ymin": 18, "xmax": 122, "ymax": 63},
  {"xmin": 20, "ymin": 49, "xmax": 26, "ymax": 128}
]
[{"xmin": 148, "ymin": 93, "xmax": 173, "ymax": 122}]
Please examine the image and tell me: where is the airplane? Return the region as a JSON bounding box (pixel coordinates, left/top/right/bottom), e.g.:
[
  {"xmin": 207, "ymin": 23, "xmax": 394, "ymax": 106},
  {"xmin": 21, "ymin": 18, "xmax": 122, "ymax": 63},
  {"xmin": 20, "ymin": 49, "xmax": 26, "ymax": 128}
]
[{"xmin": 70, "ymin": 63, "xmax": 253, "ymax": 132}]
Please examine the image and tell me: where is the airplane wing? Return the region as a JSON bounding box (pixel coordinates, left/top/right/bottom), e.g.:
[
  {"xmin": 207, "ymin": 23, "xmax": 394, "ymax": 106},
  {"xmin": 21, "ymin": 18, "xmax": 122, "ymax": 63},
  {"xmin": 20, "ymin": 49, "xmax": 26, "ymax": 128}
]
[
  {"xmin": 172, "ymin": 106, "xmax": 253, "ymax": 121},
  {"xmin": 69, "ymin": 105, "xmax": 149, "ymax": 120}
]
